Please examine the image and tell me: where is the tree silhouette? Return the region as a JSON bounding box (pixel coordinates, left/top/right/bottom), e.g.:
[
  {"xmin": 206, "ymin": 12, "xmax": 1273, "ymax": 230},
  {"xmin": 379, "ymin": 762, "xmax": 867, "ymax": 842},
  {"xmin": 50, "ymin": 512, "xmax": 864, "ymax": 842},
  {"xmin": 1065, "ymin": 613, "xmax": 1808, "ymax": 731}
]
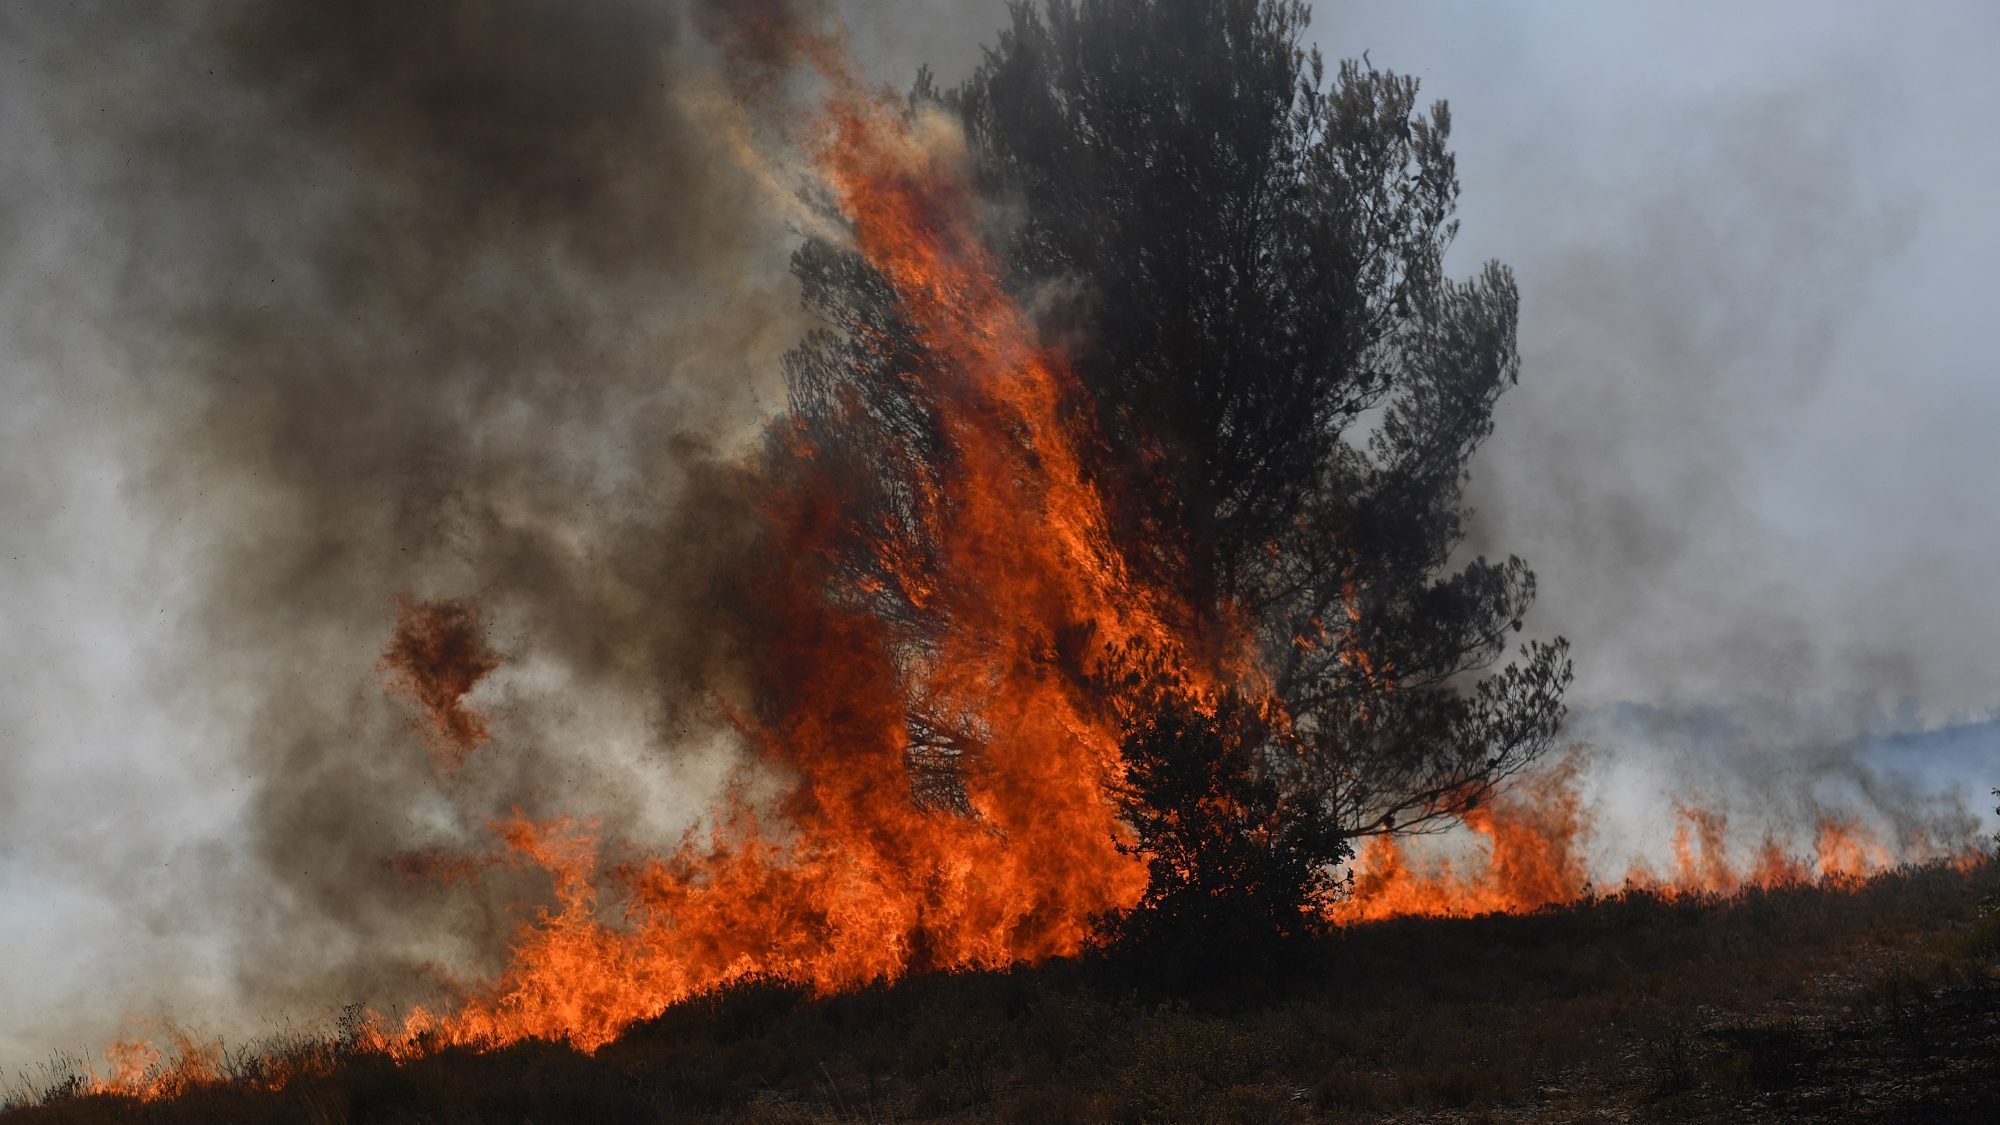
[{"xmin": 783, "ymin": 0, "xmax": 1570, "ymax": 932}]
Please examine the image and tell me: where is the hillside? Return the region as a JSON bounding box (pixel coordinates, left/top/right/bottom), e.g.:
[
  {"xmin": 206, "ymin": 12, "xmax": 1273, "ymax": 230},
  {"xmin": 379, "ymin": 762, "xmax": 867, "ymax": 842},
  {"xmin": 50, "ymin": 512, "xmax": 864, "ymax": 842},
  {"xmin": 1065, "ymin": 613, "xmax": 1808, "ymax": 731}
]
[{"xmin": 7, "ymin": 860, "xmax": 1996, "ymax": 1124}]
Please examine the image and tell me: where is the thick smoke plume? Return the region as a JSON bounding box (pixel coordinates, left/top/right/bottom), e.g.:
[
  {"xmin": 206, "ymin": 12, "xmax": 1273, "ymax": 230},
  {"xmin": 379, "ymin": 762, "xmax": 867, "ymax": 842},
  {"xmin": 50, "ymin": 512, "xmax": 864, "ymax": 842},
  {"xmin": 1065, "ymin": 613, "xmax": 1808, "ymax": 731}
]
[{"xmin": 0, "ymin": 0, "xmax": 994, "ymax": 1066}]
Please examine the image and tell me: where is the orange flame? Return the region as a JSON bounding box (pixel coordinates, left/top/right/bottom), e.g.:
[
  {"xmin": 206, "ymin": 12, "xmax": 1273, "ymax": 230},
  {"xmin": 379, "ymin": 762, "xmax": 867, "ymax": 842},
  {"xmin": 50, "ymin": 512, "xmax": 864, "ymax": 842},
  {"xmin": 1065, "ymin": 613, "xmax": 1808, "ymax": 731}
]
[
  {"xmin": 81, "ymin": 1031, "xmax": 222, "ymax": 1101},
  {"xmin": 350, "ymin": 51, "xmax": 1224, "ymax": 1058},
  {"xmin": 1329, "ymin": 762, "xmax": 1973, "ymax": 925},
  {"xmin": 1331, "ymin": 762, "xmax": 1591, "ymax": 924}
]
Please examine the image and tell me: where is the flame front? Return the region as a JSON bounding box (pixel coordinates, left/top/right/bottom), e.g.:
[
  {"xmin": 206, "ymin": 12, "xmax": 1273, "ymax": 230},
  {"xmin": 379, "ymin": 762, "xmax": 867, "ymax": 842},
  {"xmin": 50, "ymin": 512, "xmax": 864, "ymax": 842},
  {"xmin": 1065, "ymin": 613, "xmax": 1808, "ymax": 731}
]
[
  {"xmin": 1329, "ymin": 762, "xmax": 1973, "ymax": 926},
  {"xmin": 346, "ymin": 57, "xmax": 1221, "ymax": 1057}
]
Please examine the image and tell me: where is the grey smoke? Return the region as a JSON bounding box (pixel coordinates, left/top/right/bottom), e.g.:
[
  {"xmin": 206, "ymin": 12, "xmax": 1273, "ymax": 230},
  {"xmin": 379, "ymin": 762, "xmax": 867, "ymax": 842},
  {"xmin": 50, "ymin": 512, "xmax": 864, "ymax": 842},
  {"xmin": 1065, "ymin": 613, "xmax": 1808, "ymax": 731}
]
[
  {"xmin": 1557, "ymin": 702, "xmax": 1985, "ymax": 882},
  {"xmin": 0, "ymin": 0, "xmax": 1000, "ymax": 1070},
  {"xmin": 1328, "ymin": 0, "xmax": 2000, "ymax": 717}
]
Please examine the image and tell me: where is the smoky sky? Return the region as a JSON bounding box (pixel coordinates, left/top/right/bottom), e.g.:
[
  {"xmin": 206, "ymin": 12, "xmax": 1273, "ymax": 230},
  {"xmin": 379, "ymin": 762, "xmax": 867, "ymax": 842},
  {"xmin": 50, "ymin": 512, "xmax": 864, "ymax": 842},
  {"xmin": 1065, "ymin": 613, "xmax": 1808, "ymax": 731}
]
[
  {"xmin": 2, "ymin": 0, "xmax": 1996, "ymax": 1073},
  {"xmin": 1325, "ymin": 0, "xmax": 2000, "ymax": 716}
]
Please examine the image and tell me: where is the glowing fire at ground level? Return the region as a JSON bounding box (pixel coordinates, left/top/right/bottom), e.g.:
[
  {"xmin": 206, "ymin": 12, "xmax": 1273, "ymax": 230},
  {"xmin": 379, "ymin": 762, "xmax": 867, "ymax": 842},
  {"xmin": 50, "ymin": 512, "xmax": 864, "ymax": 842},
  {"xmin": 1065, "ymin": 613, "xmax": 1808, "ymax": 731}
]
[
  {"xmin": 1331, "ymin": 762, "xmax": 1975, "ymax": 925},
  {"xmin": 76, "ymin": 796, "xmax": 1979, "ymax": 1103}
]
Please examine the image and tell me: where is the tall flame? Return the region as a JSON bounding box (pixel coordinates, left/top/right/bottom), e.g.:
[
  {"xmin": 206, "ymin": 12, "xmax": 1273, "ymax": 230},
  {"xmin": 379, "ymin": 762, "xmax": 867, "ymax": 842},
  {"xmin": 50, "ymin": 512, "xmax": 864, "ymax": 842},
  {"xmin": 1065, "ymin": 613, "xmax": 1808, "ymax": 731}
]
[{"xmin": 352, "ymin": 52, "xmax": 1218, "ymax": 1057}]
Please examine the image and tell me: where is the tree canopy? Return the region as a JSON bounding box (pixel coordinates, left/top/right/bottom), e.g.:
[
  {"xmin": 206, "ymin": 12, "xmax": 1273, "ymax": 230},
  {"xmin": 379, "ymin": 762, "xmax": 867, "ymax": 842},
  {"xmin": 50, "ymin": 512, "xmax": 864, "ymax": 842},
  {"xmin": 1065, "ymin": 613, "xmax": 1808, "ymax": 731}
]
[{"xmin": 782, "ymin": 0, "xmax": 1571, "ymax": 935}]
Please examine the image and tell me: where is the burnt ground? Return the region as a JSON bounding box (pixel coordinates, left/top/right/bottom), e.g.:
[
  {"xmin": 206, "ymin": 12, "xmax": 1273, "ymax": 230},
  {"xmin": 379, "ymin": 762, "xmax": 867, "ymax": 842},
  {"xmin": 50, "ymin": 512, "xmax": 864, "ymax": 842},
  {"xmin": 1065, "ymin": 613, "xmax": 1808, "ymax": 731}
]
[{"xmin": 5, "ymin": 861, "xmax": 1998, "ymax": 1124}]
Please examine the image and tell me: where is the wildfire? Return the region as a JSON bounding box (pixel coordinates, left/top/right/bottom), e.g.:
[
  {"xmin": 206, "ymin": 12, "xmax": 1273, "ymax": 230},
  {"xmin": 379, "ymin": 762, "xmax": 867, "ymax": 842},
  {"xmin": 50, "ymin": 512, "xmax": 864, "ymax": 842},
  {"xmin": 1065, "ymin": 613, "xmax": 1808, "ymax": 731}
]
[
  {"xmin": 69, "ymin": 17, "xmax": 1986, "ymax": 1106},
  {"xmin": 341, "ymin": 42, "xmax": 1220, "ymax": 1058},
  {"xmin": 343, "ymin": 51, "xmax": 1974, "ymax": 1057},
  {"xmin": 1329, "ymin": 761, "xmax": 1970, "ymax": 925},
  {"xmin": 82, "ymin": 1034, "xmax": 221, "ymax": 1102}
]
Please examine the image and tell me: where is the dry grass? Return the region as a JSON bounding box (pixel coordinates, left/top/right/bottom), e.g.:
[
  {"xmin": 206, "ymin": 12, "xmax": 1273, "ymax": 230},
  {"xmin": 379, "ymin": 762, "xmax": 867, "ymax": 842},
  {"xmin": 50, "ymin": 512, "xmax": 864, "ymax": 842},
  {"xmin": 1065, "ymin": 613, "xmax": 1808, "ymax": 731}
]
[{"xmin": 7, "ymin": 860, "xmax": 1997, "ymax": 1123}]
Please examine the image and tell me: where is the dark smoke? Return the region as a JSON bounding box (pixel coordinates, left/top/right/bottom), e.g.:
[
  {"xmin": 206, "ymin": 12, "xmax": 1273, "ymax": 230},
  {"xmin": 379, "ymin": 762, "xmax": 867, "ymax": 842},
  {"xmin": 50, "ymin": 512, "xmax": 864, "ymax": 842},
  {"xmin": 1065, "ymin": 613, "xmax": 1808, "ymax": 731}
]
[
  {"xmin": 380, "ymin": 599, "xmax": 504, "ymax": 771},
  {"xmin": 111, "ymin": 0, "xmax": 794, "ymax": 1025},
  {"xmin": 0, "ymin": 0, "xmax": 996, "ymax": 1064}
]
